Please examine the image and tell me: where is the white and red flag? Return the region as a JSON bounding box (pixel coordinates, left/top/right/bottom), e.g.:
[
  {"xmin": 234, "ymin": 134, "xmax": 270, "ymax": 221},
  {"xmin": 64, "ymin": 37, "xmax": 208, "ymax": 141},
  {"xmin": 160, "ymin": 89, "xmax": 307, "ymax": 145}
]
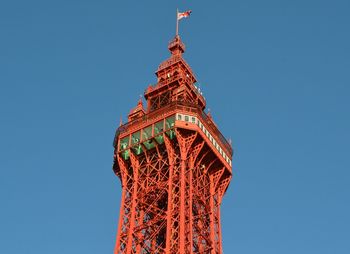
[{"xmin": 177, "ymin": 10, "xmax": 192, "ymax": 20}]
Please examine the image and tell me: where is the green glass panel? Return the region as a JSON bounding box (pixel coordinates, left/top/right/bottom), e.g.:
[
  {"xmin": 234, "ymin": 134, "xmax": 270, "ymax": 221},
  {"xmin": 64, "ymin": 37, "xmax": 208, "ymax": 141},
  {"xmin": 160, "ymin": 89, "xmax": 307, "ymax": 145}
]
[
  {"xmin": 154, "ymin": 120, "xmax": 164, "ymax": 135},
  {"xmin": 121, "ymin": 149, "xmax": 130, "ymax": 160},
  {"xmin": 132, "ymin": 145, "xmax": 143, "ymax": 155},
  {"xmin": 142, "ymin": 126, "xmax": 152, "ymax": 141},
  {"xmin": 143, "ymin": 139, "xmax": 155, "ymax": 150},
  {"xmin": 155, "ymin": 135, "xmax": 164, "ymax": 144},
  {"xmin": 165, "ymin": 116, "xmax": 175, "ymax": 130},
  {"xmin": 119, "ymin": 136, "xmax": 130, "ymax": 151},
  {"xmin": 166, "ymin": 130, "xmax": 176, "ymax": 140},
  {"xmin": 131, "ymin": 131, "xmax": 141, "ymax": 145}
]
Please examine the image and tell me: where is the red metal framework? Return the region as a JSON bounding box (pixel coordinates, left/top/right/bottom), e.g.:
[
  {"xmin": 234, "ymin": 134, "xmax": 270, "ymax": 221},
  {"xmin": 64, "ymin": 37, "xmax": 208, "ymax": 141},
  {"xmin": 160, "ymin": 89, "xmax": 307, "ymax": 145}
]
[{"xmin": 113, "ymin": 35, "xmax": 233, "ymax": 254}]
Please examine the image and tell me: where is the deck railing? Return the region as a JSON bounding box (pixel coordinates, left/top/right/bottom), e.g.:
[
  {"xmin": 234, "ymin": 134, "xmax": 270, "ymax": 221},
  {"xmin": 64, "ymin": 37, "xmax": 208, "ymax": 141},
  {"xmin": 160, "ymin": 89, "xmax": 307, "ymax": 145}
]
[{"xmin": 114, "ymin": 101, "xmax": 233, "ymax": 156}]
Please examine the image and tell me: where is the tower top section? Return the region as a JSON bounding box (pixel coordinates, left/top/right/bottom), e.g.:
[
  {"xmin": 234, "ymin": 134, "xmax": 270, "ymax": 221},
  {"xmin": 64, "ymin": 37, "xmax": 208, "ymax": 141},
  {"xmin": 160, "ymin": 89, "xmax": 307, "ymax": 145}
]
[
  {"xmin": 144, "ymin": 35, "xmax": 206, "ymax": 112},
  {"xmin": 168, "ymin": 35, "xmax": 185, "ymax": 56},
  {"xmin": 142, "ymin": 9, "xmax": 204, "ymax": 112}
]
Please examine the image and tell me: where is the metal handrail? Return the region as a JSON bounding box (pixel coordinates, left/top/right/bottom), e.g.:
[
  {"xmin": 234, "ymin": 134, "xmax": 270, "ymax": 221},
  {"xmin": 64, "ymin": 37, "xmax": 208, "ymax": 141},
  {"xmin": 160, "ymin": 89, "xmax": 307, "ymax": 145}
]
[
  {"xmin": 158, "ymin": 55, "xmax": 182, "ymax": 71},
  {"xmin": 168, "ymin": 39, "xmax": 185, "ymax": 52},
  {"xmin": 145, "ymin": 73, "xmax": 183, "ymax": 96}
]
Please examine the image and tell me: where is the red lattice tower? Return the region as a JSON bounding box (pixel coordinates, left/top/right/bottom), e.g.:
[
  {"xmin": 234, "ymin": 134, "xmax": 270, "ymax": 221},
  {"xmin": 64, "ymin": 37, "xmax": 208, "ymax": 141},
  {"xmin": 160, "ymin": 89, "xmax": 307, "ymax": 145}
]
[{"xmin": 113, "ymin": 35, "xmax": 233, "ymax": 254}]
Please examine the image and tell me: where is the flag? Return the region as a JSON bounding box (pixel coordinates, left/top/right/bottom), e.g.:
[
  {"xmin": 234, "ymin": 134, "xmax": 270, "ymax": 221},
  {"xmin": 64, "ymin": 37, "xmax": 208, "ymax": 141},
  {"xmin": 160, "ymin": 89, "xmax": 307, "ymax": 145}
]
[{"xmin": 177, "ymin": 10, "xmax": 192, "ymax": 20}]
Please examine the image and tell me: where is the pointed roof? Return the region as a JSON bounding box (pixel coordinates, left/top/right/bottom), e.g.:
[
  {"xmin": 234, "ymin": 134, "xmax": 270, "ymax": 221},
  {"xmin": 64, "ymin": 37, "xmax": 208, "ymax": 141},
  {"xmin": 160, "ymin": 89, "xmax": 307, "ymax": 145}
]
[{"xmin": 128, "ymin": 98, "xmax": 145, "ymax": 121}]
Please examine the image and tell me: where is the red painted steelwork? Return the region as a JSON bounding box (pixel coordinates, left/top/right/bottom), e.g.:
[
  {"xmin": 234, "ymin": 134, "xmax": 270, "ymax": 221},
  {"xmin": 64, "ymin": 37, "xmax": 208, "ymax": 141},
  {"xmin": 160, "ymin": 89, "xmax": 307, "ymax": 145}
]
[{"xmin": 113, "ymin": 35, "xmax": 233, "ymax": 254}]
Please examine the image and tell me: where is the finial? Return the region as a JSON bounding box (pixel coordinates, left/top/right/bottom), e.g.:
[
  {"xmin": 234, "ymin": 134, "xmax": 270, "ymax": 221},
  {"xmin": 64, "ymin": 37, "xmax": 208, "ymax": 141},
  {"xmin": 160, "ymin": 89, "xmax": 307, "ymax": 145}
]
[
  {"xmin": 138, "ymin": 95, "xmax": 143, "ymax": 106},
  {"xmin": 119, "ymin": 116, "xmax": 123, "ymax": 127}
]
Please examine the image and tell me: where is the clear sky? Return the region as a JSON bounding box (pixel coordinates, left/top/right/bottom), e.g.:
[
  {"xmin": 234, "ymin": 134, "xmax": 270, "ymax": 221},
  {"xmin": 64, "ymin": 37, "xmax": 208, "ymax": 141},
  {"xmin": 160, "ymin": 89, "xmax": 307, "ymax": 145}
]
[{"xmin": 1, "ymin": 0, "xmax": 349, "ymax": 253}]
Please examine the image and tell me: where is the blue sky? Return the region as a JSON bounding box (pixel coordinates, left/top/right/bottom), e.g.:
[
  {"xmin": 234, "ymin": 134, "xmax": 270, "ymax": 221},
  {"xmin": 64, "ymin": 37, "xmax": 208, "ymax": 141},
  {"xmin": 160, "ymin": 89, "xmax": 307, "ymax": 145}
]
[{"xmin": 0, "ymin": 0, "xmax": 349, "ymax": 253}]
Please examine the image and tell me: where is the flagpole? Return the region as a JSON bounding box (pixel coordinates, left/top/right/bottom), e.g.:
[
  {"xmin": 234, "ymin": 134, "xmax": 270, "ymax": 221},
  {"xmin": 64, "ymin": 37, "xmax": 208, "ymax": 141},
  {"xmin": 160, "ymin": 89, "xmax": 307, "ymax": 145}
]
[{"xmin": 176, "ymin": 8, "xmax": 179, "ymax": 36}]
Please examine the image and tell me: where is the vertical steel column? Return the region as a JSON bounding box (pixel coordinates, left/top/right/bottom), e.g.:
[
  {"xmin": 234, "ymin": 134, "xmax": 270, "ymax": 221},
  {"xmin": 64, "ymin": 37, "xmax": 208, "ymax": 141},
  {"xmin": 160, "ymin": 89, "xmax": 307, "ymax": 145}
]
[
  {"xmin": 209, "ymin": 174, "xmax": 216, "ymax": 253},
  {"xmin": 179, "ymin": 152, "xmax": 187, "ymax": 253},
  {"xmin": 165, "ymin": 135, "xmax": 174, "ymax": 253},
  {"xmin": 114, "ymin": 156, "xmax": 130, "ymax": 254},
  {"xmin": 217, "ymin": 206, "xmax": 223, "ymax": 254},
  {"xmin": 126, "ymin": 153, "xmax": 139, "ymax": 254},
  {"xmin": 114, "ymin": 185, "xmax": 126, "ymax": 254},
  {"xmin": 165, "ymin": 155, "xmax": 174, "ymax": 253},
  {"xmin": 189, "ymin": 156, "xmax": 194, "ymax": 253}
]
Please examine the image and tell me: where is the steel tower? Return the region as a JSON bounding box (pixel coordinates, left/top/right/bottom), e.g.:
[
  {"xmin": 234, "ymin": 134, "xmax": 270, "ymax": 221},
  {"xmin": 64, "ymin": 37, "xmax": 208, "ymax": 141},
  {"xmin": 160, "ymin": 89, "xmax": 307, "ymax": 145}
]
[{"xmin": 112, "ymin": 35, "xmax": 233, "ymax": 254}]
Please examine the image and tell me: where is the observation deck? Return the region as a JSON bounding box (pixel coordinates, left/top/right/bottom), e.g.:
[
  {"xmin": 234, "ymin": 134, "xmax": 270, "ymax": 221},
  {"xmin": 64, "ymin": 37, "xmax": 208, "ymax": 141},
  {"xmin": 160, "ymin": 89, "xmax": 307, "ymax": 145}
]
[{"xmin": 114, "ymin": 101, "xmax": 233, "ymax": 172}]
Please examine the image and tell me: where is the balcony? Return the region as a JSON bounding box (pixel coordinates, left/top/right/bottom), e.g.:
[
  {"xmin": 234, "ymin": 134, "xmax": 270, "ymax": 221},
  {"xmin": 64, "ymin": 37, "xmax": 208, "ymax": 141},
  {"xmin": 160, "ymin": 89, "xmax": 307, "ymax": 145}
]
[{"xmin": 114, "ymin": 101, "xmax": 233, "ymax": 156}]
